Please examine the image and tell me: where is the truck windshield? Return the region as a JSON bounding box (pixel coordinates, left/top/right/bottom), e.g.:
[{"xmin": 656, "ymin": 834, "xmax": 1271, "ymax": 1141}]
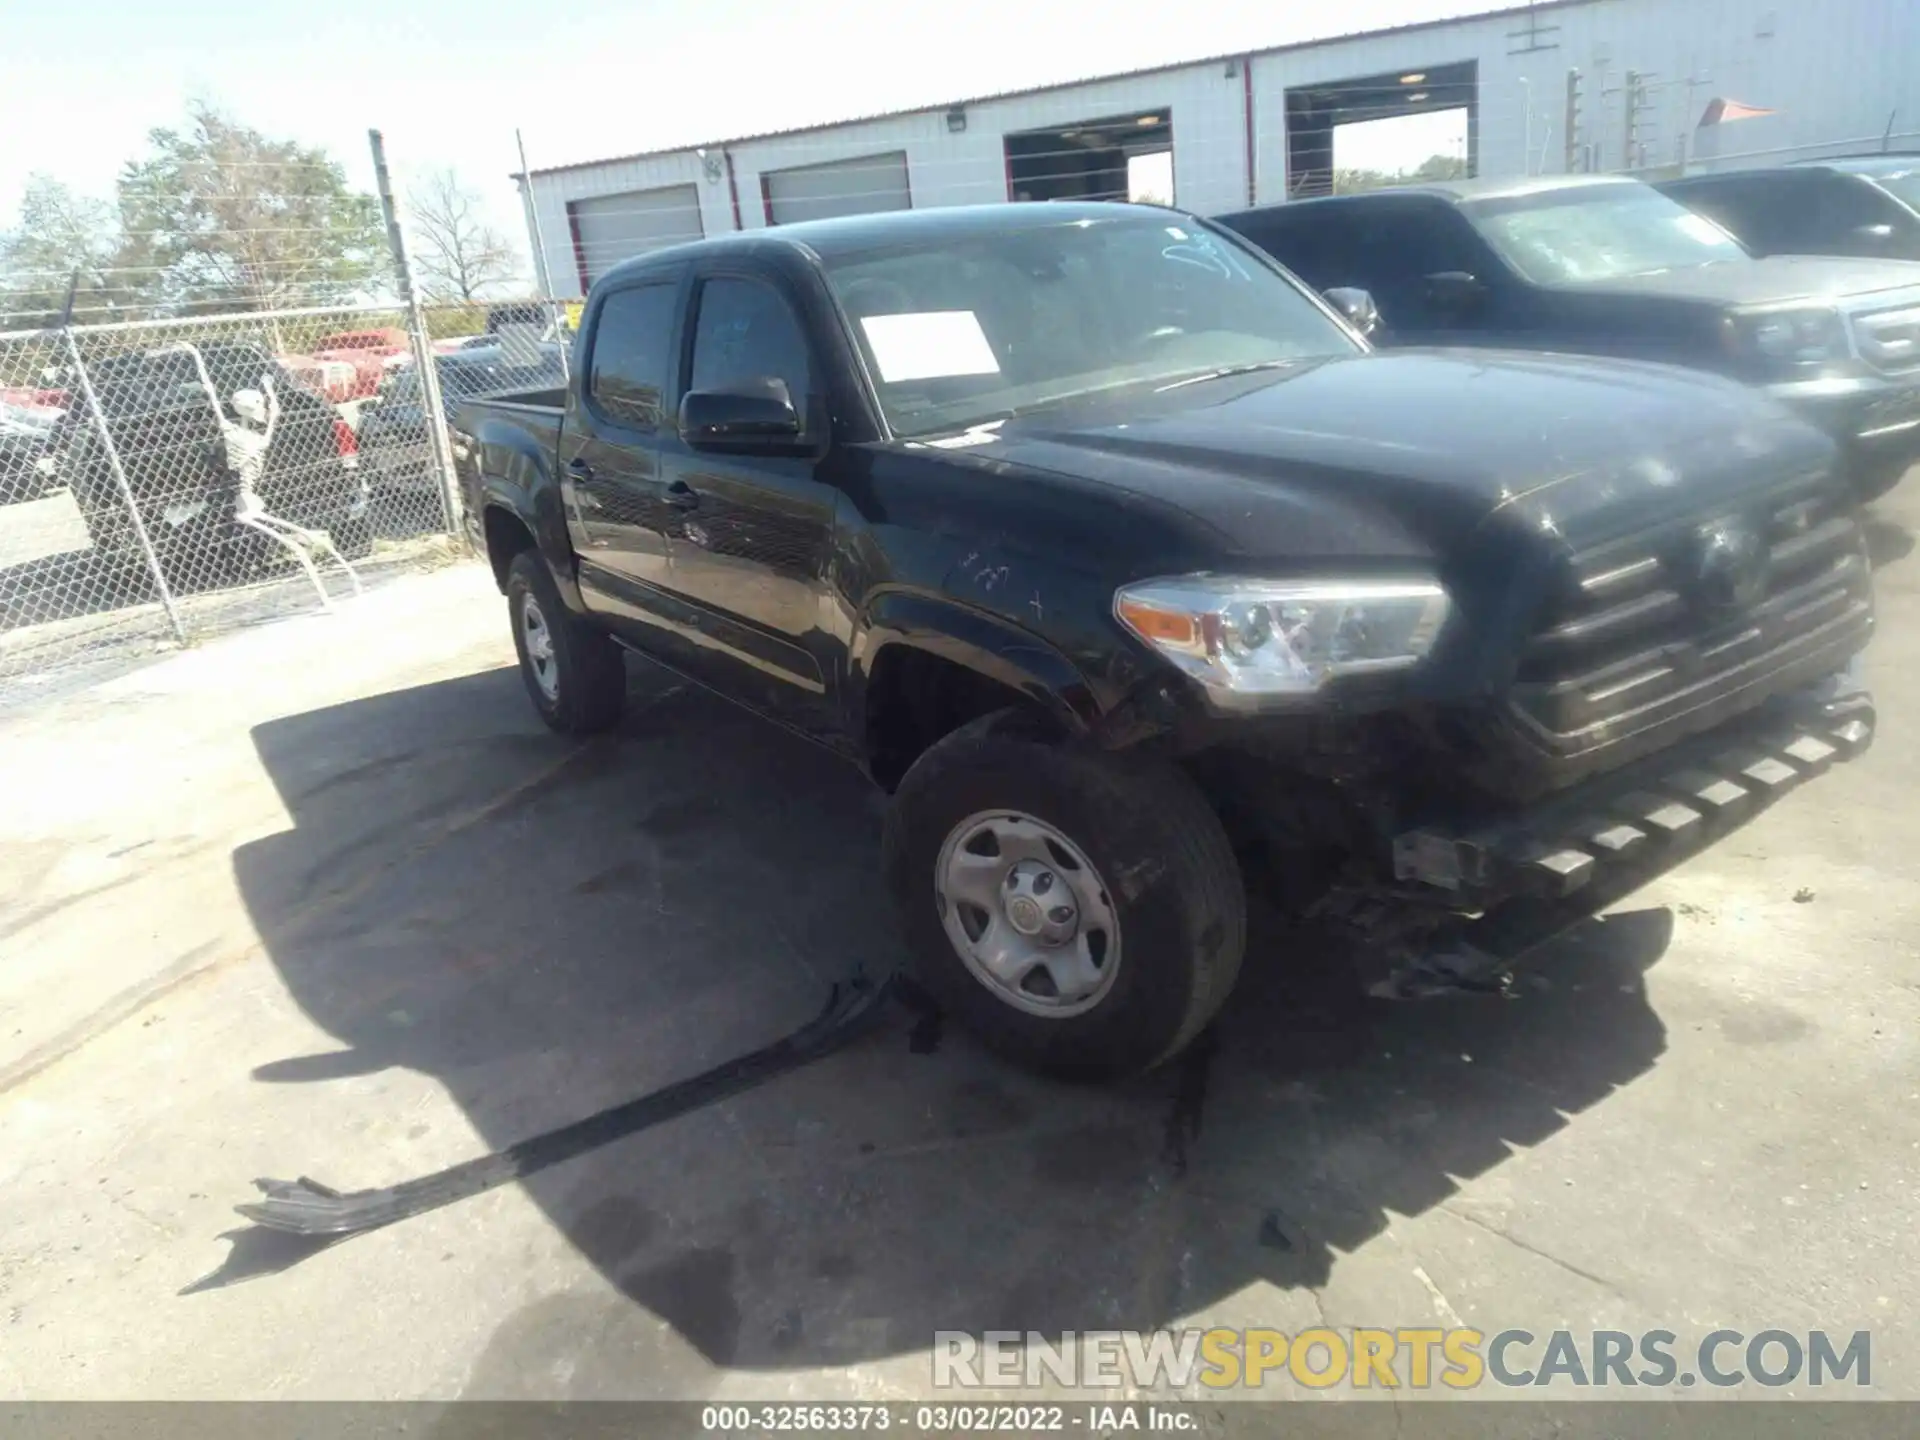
[
  {"xmin": 1463, "ymin": 184, "xmax": 1750, "ymax": 284},
  {"xmin": 820, "ymin": 214, "xmax": 1359, "ymax": 437}
]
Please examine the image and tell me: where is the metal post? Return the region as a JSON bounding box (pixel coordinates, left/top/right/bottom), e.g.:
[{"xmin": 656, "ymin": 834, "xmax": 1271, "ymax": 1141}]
[
  {"xmin": 1564, "ymin": 70, "xmax": 1581, "ymax": 173},
  {"xmin": 370, "ymin": 128, "xmax": 462, "ymax": 537},
  {"xmin": 62, "ymin": 329, "xmax": 187, "ymax": 644},
  {"xmin": 1623, "ymin": 71, "xmax": 1641, "ymax": 172},
  {"xmin": 1520, "ymin": 78, "xmax": 1534, "ymax": 176},
  {"xmin": 516, "ymin": 129, "xmax": 570, "ymax": 382}
]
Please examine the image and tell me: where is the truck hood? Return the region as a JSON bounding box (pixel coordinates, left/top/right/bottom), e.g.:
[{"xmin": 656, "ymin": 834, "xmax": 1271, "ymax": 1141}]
[
  {"xmin": 982, "ymin": 349, "xmax": 1833, "ymax": 562},
  {"xmin": 1569, "ymin": 254, "xmax": 1920, "ymax": 307}
]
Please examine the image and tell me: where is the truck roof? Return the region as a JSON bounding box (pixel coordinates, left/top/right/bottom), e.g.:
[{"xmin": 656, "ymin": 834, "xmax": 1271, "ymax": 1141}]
[
  {"xmin": 1217, "ymin": 173, "xmax": 1639, "ymax": 224},
  {"xmin": 595, "ymin": 201, "xmax": 1174, "ymax": 286},
  {"xmin": 1788, "ymin": 154, "xmax": 1920, "ymax": 177}
]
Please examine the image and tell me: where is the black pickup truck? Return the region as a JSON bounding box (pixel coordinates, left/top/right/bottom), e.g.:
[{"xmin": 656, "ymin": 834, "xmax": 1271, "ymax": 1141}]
[
  {"xmin": 454, "ymin": 201, "xmax": 1874, "ymax": 1079},
  {"xmin": 1217, "ymin": 175, "xmax": 1920, "ymax": 500}
]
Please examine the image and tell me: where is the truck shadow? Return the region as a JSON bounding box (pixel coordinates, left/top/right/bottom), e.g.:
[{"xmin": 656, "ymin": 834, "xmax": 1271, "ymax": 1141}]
[{"xmin": 227, "ymin": 658, "xmax": 1671, "ymax": 1393}]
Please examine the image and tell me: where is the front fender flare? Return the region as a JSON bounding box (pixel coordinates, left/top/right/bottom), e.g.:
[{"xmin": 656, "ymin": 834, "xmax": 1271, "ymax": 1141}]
[{"xmin": 852, "ymin": 590, "xmax": 1104, "ymax": 738}]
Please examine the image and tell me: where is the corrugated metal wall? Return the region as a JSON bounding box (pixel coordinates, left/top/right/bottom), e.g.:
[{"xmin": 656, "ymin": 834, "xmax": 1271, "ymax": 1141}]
[{"xmin": 524, "ymin": 0, "xmax": 1920, "ymax": 297}]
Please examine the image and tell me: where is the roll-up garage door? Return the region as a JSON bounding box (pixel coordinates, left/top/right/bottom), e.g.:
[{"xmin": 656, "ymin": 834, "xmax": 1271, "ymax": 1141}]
[
  {"xmin": 763, "ymin": 152, "xmax": 911, "ymax": 226},
  {"xmin": 569, "ymin": 184, "xmax": 704, "ymax": 287}
]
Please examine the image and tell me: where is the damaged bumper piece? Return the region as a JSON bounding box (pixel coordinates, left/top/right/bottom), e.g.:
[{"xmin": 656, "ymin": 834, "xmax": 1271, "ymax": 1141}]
[
  {"xmin": 236, "ymin": 978, "xmax": 894, "ymax": 1237},
  {"xmin": 1375, "ymin": 664, "xmax": 1873, "ymax": 996}
]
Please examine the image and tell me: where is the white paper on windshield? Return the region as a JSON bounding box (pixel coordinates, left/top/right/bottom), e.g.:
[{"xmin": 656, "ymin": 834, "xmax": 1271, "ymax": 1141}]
[{"xmin": 859, "ymin": 311, "xmax": 1000, "ymax": 383}]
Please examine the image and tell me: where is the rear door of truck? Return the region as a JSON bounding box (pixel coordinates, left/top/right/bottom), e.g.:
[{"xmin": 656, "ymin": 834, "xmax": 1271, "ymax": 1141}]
[{"xmin": 558, "ymin": 267, "xmax": 689, "ymax": 634}]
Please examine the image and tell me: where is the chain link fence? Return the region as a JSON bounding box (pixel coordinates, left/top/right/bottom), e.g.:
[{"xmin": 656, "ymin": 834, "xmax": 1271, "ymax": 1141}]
[{"xmin": 0, "ymin": 296, "xmax": 570, "ymax": 703}]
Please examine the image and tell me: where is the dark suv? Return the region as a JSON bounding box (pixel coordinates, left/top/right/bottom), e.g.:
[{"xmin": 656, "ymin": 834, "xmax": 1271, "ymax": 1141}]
[
  {"xmin": 1659, "ymin": 156, "xmax": 1920, "ymax": 263},
  {"xmin": 1218, "ymin": 175, "xmax": 1920, "ymax": 499},
  {"xmin": 51, "ymin": 340, "xmax": 371, "ymax": 586}
]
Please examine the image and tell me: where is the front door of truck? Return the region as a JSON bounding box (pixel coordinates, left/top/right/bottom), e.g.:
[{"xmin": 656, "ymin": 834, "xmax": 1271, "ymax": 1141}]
[
  {"xmin": 560, "ymin": 273, "xmax": 686, "ymax": 643},
  {"xmin": 651, "ymin": 267, "xmax": 843, "ymax": 742}
]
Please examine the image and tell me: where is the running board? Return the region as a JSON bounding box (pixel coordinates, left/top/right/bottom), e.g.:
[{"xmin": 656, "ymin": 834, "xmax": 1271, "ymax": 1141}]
[{"xmin": 235, "ymin": 977, "xmax": 895, "ymax": 1238}]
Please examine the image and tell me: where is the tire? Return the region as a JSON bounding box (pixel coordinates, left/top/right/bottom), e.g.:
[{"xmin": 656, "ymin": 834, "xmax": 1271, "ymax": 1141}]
[
  {"xmin": 506, "ymin": 549, "xmax": 625, "ymax": 734},
  {"xmin": 883, "ymin": 711, "xmax": 1246, "ymax": 1080}
]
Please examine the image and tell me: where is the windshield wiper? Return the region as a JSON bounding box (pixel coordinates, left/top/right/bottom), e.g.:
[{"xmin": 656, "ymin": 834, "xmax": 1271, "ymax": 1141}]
[{"xmin": 1154, "ymin": 359, "xmax": 1303, "ymax": 392}]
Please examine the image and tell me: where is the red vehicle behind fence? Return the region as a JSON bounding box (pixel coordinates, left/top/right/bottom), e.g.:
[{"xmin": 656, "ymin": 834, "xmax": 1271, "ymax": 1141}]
[{"xmin": 307, "ymin": 328, "xmax": 412, "ymax": 400}]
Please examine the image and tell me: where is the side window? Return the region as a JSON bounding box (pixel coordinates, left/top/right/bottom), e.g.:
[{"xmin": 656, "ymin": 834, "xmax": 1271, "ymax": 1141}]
[
  {"xmin": 1349, "ymin": 202, "xmax": 1476, "ymax": 328},
  {"xmin": 589, "ymin": 282, "xmax": 676, "ymax": 428},
  {"xmin": 1813, "ymin": 175, "xmax": 1907, "ymax": 251},
  {"xmin": 1716, "ymin": 175, "xmax": 1816, "ymax": 253},
  {"xmin": 1247, "ymin": 211, "xmax": 1353, "ymax": 291},
  {"xmin": 688, "ymin": 277, "xmax": 814, "ymax": 410}
]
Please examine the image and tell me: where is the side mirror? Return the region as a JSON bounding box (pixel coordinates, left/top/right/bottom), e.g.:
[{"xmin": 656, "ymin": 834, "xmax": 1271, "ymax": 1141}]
[
  {"xmin": 1424, "ymin": 271, "xmax": 1486, "ymax": 317},
  {"xmin": 1323, "ymin": 286, "xmax": 1381, "ymax": 339},
  {"xmin": 679, "ymin": 377, "xmax": 803, "ymax": 451}
]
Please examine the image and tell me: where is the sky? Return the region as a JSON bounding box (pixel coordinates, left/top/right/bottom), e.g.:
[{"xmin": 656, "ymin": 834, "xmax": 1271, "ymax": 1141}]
[{"xmin": 0, "ymin": 0, "xmax": 1489, "ymax": 272}]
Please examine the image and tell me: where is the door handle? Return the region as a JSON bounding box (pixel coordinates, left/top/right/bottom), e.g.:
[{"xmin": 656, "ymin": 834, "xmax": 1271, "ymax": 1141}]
[
  {"xmin": 566, "ymin": 457, "xmax": 593, "ymax": 480},
  {"xmin": 663, "ymin": 480, "xmax": 700, "ymax": 509}
]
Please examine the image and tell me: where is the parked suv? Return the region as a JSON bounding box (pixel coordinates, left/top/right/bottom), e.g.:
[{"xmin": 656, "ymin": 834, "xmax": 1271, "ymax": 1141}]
[
  {"xmin": 1217, "ymin": 175, "xmax": 1920, "ymax": 499},
  {"xmin": 454, "ymin": 202, "xmax": 1873, "ymax": 1079},
  {"xmin": 51, "ymin": 340, "xmax": 370, "ymax": 586},
  {"xmin": 1659, "ymin": 156, "xmax": 1920, "ymax": 262}
]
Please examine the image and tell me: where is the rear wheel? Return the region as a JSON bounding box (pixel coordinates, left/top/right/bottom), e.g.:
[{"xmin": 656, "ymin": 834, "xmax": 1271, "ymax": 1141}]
[
  {"xmin": 883, "ymin": 711, "xmax": 1246, "ymax": 1080},
  {"xmin": 506, "ymin": 549, "xmax": 625, "ymax": 734}
]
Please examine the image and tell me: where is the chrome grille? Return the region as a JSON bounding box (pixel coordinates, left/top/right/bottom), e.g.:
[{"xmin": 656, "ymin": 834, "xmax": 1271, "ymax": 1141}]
[
  {"xmin": 1851, "ymin": 303, "xmax": 1920, "ymax": 374},
  {"xmin": 1510, "ymin": 476, "xmax": 1872, "ymax": 760}
]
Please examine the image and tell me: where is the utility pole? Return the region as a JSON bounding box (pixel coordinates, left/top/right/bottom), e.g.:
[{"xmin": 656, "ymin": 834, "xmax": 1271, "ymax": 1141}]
[
  {"xmin": 516, "ymin": 128, "xmax": 569, "ymax": 381},
  {"xmin": 369, "ymin": 128, "xmax": 462, "ymax": 538}
]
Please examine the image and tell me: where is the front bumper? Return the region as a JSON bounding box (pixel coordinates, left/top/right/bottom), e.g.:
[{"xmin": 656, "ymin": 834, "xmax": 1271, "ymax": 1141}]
[
  {"xmin": 1770, "ymin": 373, "xmax": 1920, "ymax": 480},
  {"xmin": 1385, "ymin": 661, "xmax": 1871, "ymax": 978}
]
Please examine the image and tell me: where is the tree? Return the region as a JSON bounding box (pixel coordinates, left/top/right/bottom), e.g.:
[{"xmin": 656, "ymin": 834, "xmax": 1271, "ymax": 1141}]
[
  {"xmin": 1332, "ymin": 152, "xmax": 1470, "ymax": 195},
  {"xmin": 1332, "ymin": 166, "xmax": 1396, "ymax": 195},
  {"xmin": 0, "ymin": 177, "xmax": 139, "ymax": 327},
  {"xmin": 115, "ymin": 103, "xmax": 387, "ymax": 315},
  {"xmin": 1410, "ymin": 152, "xmax": 1470, "ymax": 182},
  {"xmin": 408, "ymin": 169, "xmax": 519, "ymax": 303}
]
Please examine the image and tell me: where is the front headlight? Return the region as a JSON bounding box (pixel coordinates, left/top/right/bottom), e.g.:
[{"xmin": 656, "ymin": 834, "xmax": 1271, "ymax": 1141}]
[
  {"xmin": 1114, "ymin": 575, "xmax": 1451, "ymax": 705},
  {"xmin": 1730, "ymin": 308, "xmax": 1848, "ymax": 371}
]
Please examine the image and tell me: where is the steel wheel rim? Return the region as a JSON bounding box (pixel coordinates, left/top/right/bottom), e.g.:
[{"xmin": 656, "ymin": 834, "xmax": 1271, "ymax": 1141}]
[
  {"xmin": 934, "ymin": 809, "xmax": 1122, "ymax": 1018},
  {"xmin": 522, "ymin": 595, "xmax": 559, "ymax": 701}
]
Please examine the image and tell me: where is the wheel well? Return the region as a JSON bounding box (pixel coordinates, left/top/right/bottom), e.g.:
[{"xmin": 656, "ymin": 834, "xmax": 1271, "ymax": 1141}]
[
  {"xmin": 864, "ymin": 646, "xmax": 1058, "ymax": 792},
  {"xmin": 483, "ymin": 506, "xmax": 536, "ymax": 592}
]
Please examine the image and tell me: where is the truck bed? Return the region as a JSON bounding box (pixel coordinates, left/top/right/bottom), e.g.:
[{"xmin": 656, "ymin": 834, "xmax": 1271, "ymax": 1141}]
[
  {"xmin": 451, "ymin": 388, "xmax": 567, "ymax": 521},
  {"xmin": 460, "ymin": 386, "xmax": 565, "ymax": 418}
]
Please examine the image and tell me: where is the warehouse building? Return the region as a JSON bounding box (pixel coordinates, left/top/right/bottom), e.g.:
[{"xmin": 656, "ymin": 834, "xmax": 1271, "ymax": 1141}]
[{"xmin": 517, "ymin": 0, "xmax": 1919, "ymax": 298}]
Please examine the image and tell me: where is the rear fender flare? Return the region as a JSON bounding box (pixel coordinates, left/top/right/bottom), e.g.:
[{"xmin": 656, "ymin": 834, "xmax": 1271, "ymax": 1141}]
[{"xmin": 477, "ymin": 460, "xmax": 585, "ymax": 614}]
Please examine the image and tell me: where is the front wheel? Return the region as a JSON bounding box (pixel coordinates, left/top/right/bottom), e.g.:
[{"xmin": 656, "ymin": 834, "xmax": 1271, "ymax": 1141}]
[
  {"xmin": 883, "ymin": 712, "xmax": 1246, "ymax": 1080},
  {"xmin": 506, "ymin": 549, "xmax": 625, "ymax": 734}
]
